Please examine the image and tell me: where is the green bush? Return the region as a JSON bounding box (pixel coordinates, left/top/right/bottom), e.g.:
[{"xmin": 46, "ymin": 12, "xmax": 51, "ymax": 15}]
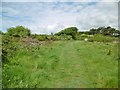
[
  {"xmin": 74, "ymin": 33, "xmax": 81, "ymax": 40},
  {"xmin": 59, "ymin": 34, "xmax": 72, "ymax": 40},
  {"xmin": 7, "ymin": 26, "xmax": 31, "ymax": 37},
  {"xmin": 78, "ymin": 34, "xmax": 88, "ymax": 40},
  {"xmin": 2, "ymin": 34, "xmax": 21, "ymax": 63},
  {"xmin": 55, "ymin": 27, "xmax": 78, "ymax": 39},
  {"xmin": 46, "ymin": 35, "xmax": 72, "ymax": 41},
  {"xmin": 92, "ymin": 34, "xmax": 116, "ymax": 42},
  {"xmin": 33, "ymin": 35, "xmax": 48, "ymax": 41}
]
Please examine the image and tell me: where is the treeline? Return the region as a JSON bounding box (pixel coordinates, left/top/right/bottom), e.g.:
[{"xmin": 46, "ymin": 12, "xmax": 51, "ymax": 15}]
[
  {"xmin": 55, "ymin": 26, "xmax": 120, "ymax": 40},
  {"xmin": 1, "ymin": 25, "xmax": 119, "ymax": 39},
  {"xmin": 83, "ymin": 26, "xmax": 120, "ymax": 36},
  {"xmin": 1, "ymin": 25, "xmax": 119, "ymax": 63},
  {"xmin": 1, "ymin": 26, "xmax": 119, "ymax": 41},
  {"xmin": 1, "ymin": 25, "xmax": 119, "ymax": 43}
]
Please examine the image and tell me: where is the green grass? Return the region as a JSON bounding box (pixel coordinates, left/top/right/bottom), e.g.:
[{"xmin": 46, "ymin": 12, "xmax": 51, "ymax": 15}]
[{"xmin": 3, "ymin": 41, "xmax": 118, "ymax": 88}]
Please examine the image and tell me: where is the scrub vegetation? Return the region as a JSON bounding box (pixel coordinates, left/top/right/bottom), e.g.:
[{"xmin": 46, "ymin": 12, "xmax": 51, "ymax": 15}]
[{"xmin": 1, "ymin": 26, "xmax": 119, "ymax": 88}]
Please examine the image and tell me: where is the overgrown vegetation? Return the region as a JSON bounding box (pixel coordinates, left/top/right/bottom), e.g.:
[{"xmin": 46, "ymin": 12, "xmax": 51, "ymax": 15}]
[
  {"xmin": 1, "ymin": 25, "xmax": 119, "ymax": 88},
  {"xmin": 2, "ymin": 26, "xmax": 31, "ymax": 63},
  {"xmin": 55, "ymin": 27, "xmax": 78, "ymax": 39}
]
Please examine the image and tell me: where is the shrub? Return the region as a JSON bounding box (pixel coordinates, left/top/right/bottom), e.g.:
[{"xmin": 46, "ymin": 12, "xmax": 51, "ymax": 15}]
[
  {"xmin": 92, "ymin": 34, "xmax": 116, "ymax": 42},
  {"xmin": 78, "ymin": 34, "xmax": 88, "ymax": 40},
  {"xmin": 33, "ymin": 35, "xmax": 48, "ymax": 41},
  {"xmin": 59, "ymin": 34, "xmax": 72, "ymax": 40},
  {"xmin": 55, "ymin": 27, "xmax": 78, "ymax": 40},
  {"xmin": 7, "ymin": 26, "xmax": 31, "ymax": 37},
  {"xmin": 2, "ymin": 34, "xmax": 21, "ymax": 63}
]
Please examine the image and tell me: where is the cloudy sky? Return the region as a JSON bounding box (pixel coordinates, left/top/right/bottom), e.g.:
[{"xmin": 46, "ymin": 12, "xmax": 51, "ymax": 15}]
[{"xmin": 1, "ymin": 0, "xmax": 119, "ymax": 34}]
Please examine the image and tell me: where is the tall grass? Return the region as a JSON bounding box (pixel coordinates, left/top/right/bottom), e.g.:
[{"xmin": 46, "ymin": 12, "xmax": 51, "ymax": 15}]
[{"xmin": 2, "ymin": 41, "xmax": 118, "ymax": 88}]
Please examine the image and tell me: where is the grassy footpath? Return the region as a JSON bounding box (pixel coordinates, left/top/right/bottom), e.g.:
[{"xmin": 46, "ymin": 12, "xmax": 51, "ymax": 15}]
[{"xmin": 3, "ymin": 41, "xmax": 118, "ymax": 88}]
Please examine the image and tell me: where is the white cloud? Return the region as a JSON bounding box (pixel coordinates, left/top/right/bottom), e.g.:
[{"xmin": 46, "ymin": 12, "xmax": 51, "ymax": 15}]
[
  {"xmin": 28, "ymin": 23, "xmax": 65, "ymax": 34},
  {"xmin": 75, "ymin": 2, "xmax": 118, "ymax": 30},
  {"xmin": 2, "ymin": 2, "xmax": 118, "ymax": 34}
]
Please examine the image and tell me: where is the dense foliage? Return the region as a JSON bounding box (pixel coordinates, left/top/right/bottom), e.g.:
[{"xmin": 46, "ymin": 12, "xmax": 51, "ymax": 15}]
[
  {"xmin": 32, "ymin": 34, "xmax": 48, "ymax": 41},
  {"xmin": 2, "ymin": 25, "xmax": 119, "ymax": 63},
  {"xmin": 55, "ymin": 27, "xmax": 78, "ymax": 39},
  {"xmin": 7, "ymin": 26, "xmax": 31, "ymax": 37},
  {"xmin": 1, "ymin": 25, "xmax": 119, "ymax": 88},
  {"xmin": 89, "ymin": 26, "xmax": 120, "ymax": 36},
  {"xmin": 2, "ymin": 26, "xmax": 31, "ymax": 63}
]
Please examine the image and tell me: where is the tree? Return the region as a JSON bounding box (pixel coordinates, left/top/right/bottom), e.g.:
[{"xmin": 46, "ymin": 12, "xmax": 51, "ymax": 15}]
[
  {"xmin": 55, "ymin": 27, "xmax": 78, "ymax": 39},
  {"xmin": 7, "ymin": 26, "xmax": 31, "ymax": 37},
  {"xmin": 89, "ymin": 26, "xmax": 119, "ymax": 37},
  {"xmin": 2, "ymin": 26, "xmax": 31, "ymax": 63}
]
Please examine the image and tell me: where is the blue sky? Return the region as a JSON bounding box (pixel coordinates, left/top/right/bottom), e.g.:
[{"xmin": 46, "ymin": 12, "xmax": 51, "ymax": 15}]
[{"xmin": 1, "ymin": 0, "xmax": 119, "ymax": 34}]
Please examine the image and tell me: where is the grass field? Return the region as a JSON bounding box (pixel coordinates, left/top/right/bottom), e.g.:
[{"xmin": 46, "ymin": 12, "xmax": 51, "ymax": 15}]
[{"xmin": 3, "ymin": 41, "xmax": 118, "ymax": 88}]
